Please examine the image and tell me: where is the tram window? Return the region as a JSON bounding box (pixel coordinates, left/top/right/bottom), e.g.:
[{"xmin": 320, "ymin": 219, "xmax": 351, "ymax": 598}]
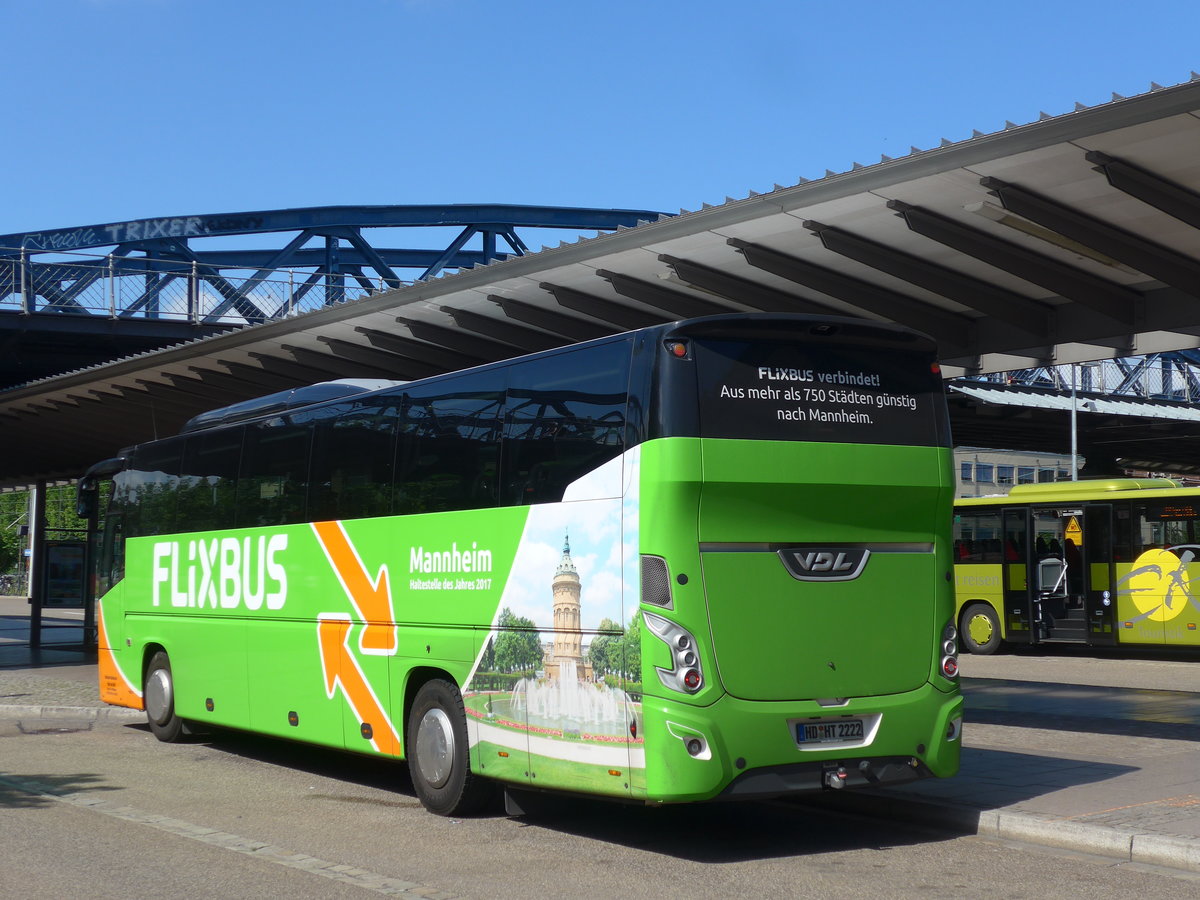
[
  {"xmin": 1134, "ymin": 502, "xmax": 1200, "ymax": 553},
  {"xmin": 953, "ymin": 511, "xmax": 1002, "ymax": 563},
  {"xmin": 1114, "ymin": 505, "xmax": 1133, "ymax": 562}
]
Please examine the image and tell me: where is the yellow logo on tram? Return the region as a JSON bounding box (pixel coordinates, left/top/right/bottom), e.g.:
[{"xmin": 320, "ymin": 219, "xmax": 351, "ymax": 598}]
[{"xmin": 1121, "ymin": 548, "xmax": 1192, "ymax": 623}]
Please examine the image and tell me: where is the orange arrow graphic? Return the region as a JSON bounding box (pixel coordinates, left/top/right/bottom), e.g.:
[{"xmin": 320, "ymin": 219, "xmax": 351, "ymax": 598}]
[
  {"xmin": 318, "ymin": 614, "xmax": 401, "ymax": 756},
  {"xmin": 312, "ymin": 520, "xmax": 396, "ymax": 654}
]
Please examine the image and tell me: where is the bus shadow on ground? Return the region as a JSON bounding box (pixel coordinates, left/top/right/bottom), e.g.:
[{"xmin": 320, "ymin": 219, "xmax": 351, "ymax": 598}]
[
  {"xmin": 136, "ymin": 723, "xmax": 996, "ymax": 862},
  {"xmin": 817, "ymin": 745, "xmax": 1140, "ymax": 820}
]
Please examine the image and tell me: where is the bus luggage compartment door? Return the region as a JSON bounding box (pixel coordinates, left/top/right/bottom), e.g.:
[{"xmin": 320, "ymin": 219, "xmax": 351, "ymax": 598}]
[{"xmin": 700, "ymin": 548, "xmax": 935, "ymax": 701}]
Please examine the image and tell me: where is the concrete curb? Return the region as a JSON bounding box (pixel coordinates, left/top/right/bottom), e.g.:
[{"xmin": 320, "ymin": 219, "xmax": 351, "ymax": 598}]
[
  {"xmin": 0, "ymin": 704, "xmax": 144, "ymax": 722},
  {"xmin": 816, "ymin": 790, "xmax": 1200, "ymax": 875}
]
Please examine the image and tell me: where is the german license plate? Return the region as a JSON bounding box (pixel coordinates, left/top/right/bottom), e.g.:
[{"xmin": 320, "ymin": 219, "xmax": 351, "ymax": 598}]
[{"xmin": 796, "ymin": 719, "xmax": 864, "ymax": 744}]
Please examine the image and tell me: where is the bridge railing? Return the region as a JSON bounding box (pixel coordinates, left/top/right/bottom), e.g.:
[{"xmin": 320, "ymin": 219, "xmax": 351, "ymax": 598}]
[
  {"xmin": 0, "ymin": 247, "xmax": 411, "ymax": 325},
  {"xmin": 960, "ymin": 356, "xmax": 1200, "ymax": 404}
]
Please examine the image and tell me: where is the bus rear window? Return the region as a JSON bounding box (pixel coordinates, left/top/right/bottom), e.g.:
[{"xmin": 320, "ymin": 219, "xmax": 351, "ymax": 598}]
[{"xmin": 694, "ymin": 339, "xmax": 947, "ymax": 445}]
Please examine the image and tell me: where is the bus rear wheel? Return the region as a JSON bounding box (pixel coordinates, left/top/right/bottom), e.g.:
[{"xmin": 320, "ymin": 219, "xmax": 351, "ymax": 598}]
[
  {"xmin": 961, "ymin": 603, "xmax": 1002, "ymax": 655},
  {"xmin": 407, "ymin": 678, "xmax": 493, "ymax": 816},
  {"xmin": 144, "ymin": 650, "xmax": 187, "ymax": 742}
]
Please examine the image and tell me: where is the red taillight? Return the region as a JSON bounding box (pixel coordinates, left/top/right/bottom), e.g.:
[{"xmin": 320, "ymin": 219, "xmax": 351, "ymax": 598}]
[
  {"xmin": 942, "ymin": 657, "xmax": 959, "ymax": 678},
  {"xmin": 682, "ymin": 669, "xmax": 701, "ymax": 690}
]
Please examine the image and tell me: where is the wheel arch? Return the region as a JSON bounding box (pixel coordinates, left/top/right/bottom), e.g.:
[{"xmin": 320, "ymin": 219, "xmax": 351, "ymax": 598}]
[
  {"xmin": 140, "ymin": 641, "xmax": 167, "ymax": 685},
  {"xmin": 402, "ymin": 666, "xmax": 460, "ymax": 755}
]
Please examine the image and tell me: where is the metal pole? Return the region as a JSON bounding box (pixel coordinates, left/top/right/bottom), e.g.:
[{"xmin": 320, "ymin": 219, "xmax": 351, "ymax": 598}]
[
  {"xmin": 288, "ymin": 269, "xmax": 295, "ymax": 316},
  {"xmin": 28, "ymin": 482, "xmax": 46, "ymax": 649},
  {"xmin": 20, "ymin": 248, "xmax": 30, "ymax": 313},
  {"xmin": 108, "ymin": 254, "xmax": 117, "ymax": 317},
  {"xmin": 1070, "ymin": 363, "xmax": 1079, "ymax": 481},
  {"xmin": 190, "ymin": 260, "xmax": 199, "ymax": 323}
]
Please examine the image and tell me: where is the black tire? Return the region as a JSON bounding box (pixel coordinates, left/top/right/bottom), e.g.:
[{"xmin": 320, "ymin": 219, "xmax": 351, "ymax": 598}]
[
  {"xmin": 144, "ymin": 650, "xmax": 187, "ymax": 742},
  {"xmin": 960, "ymin": 602, "xmax": 1003, "ymax": 655},
  {"xmin": 407, "ymin": 678, "xmax": 493, "ymax": 816}
]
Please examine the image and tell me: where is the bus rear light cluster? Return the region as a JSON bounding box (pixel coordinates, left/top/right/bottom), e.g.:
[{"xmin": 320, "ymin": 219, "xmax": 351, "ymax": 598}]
[
  {"xmin": 644, "ymin": 612, "xmax": 704, "ymax": 694},
  {"xmin": 941, "ymin": 622, "xmax": 959, "ymax": 680}
]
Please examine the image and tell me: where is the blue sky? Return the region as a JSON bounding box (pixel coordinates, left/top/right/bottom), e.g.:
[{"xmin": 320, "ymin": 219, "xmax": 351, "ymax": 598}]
[{"xmin": 4, "ymin": 0, "xmax": 1200, "ymax": 244}]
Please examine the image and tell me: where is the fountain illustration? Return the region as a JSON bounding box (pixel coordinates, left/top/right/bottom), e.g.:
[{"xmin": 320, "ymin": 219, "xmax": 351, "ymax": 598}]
[{"xmin": 510, "ymin": 659, "xmax": 632, "ymax": 736}]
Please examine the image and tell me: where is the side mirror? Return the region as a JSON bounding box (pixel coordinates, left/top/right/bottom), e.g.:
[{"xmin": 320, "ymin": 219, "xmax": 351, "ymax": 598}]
[{"xmin": 76, "ymin": 477, "xmax": 97, "ymax": 519}]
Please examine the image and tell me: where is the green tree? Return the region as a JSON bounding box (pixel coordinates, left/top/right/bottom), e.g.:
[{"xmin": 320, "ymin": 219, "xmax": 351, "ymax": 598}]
[
  {"xmin": 620, "ymin": 613, "xmax": 642, "ymax": 680},
  {"xmin": 493, "ymin": 607, "xmax": 542, "ymax": 674},
  {"xmin": 587, "ymin": 617, "xmax": 623, "ymax": 676}
]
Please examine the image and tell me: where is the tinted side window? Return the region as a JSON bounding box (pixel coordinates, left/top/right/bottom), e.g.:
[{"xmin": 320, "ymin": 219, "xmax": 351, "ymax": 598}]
[
  {"xmin": 308, "ymin": 398, "xmax": 399, "ymax": 521},
  {"xmin": 394, "ymin": 377, "xmax": 504, "ymax": 515},
  {"xmin": 122, "ymin": 437, "xmax": 186, "ymax": 538},
  {"xmin": 177, "ymin": 427, "xmax": 244, "ymax": 533},
  {"xmin": 238, "ymin": 418, "xmax": 312, "ymax": 527},
  {"xmin": 502, "ymin": 341, "xmax": 630, "ymax": 505}
]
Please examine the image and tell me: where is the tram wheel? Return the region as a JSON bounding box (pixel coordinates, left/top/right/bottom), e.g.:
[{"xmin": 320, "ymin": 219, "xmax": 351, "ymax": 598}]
[{"xmin": 960, "ymin": 603, "xmax": 1002, "ymax": 655}]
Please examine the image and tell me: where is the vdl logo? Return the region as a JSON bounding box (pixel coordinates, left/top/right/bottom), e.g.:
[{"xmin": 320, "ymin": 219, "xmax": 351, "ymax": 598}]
[{"xmin": 778, "ymin": 548, "xmax": 871, "ymax": 582}]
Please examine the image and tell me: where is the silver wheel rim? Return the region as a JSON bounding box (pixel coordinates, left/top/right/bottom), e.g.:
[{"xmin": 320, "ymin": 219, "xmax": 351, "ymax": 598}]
[
  {"xmin": 145, "ymin": 668, "xmax": 173, "ymax": 725},
  {"xmin": 416, "ymin": 707, "xmax": 455, "ymax": 789}
]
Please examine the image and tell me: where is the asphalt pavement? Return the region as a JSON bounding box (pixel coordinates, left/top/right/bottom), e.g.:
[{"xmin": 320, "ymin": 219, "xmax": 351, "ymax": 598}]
[{"xmin": 4, "ymin": 594, "xmax": 1200, "ymax": 874}]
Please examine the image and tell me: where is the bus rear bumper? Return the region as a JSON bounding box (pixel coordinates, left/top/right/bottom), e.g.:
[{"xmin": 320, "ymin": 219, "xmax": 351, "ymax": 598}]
[
  {"xmin": 716, "ymin": 755, "xmax": 931, "ymax": 799},
  {"xmin": 640, "ymin": 682, "xmax": 962, "ymax": 804}
]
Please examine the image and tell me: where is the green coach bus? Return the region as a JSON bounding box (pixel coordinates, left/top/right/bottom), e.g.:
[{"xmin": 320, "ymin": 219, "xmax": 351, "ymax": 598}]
[
  {"xmin": 78, "ymin": 313, "xmax": 962, "ymax": 816},
  {"xmin": 954, "ymin": 479, "xmax": 1200, "ymax": 655}
]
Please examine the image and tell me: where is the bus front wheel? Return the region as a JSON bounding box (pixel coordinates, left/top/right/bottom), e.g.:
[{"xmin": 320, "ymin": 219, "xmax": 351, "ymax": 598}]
[
  {"xmin": 407, "ymin": 678, "xmax": 493, "ymax": 816},
  {"xmin": 960, "ymin": 603, "xmax": 1002, "ymax": 655},
  {"xmin": 144, "ymin": 650, "xmax": 187, "ymax": 742}
]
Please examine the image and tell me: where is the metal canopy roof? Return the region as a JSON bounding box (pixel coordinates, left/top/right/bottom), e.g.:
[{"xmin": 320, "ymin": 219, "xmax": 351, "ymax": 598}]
[{"xmin": 8, "ymin": 77, "xmax": 1200, "ymax": 488}]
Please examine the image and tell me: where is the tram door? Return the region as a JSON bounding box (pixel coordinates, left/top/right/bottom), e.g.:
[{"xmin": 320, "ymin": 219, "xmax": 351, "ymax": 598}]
[
  {"xmin": 1001, "ymin": 507, "xmax": 1035, "ymax": 644},
  {"xmin": 1083, "ymin": 504, "xmax": 1117, "ymax": 646}
]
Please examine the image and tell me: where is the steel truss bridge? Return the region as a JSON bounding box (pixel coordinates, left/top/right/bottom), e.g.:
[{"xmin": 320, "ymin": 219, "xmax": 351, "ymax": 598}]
[{"xmin": 0, "ymin": 204, "xmax": 665, "ymax": 386}]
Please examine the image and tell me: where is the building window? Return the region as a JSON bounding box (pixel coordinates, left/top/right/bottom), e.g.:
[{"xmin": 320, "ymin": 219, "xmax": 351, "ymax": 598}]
[
  {"xmin": 1017, "ymin": 467, "xmax": 1035, "ymax": 484},
  {"xmin": 976, "ymin": 464, "xmax": 994, "ymax": 483},
  {"xmin": 1057, "ymin": 469, "xmax": 1071, "ymax": 481},
  {"xmin": 997, "ymin": 466, "xmax": 1014, "ymax": 485},
  {"xmin": 1038, "ymin": 468, "xmax": 1056, "ymax": 483},
  {"xmin": 960, "ymin": 462, "xmax": 973, "ymax": 482}
]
